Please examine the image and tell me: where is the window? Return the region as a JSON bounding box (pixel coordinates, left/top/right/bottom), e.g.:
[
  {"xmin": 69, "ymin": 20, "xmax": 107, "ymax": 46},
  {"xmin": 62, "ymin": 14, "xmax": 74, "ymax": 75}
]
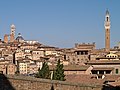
[
  {"xmin": 107, "ymin": 17, "xmax": 109, "ymax": 21},
  {"xmin": 99, "ymin": 70, "xmax": 104, "ymax": 74},
  {"xmin": 116, "ymin": 69, "xmax": 119, "ymax": 74},
  {"xmin": 85, "ymin": 51, "xmax": 88, "ymax": 55},
  {"xmin": 64, "ymin": 55, "xmax": 66, "ymax": 60},
  {"xmin": 77, "ymin": 51, "xmax": 80, "ymax": 55},
  {"xmin": 91, "ymin": 70, "xmax": 97, "ymax": 74},
  {"xmin": 106, "ymin": 70, "xmax": 111, "ymax": 74},
  {"xmin": 98, "ymin": 75, "xmax": 102, "ymax": 79}
]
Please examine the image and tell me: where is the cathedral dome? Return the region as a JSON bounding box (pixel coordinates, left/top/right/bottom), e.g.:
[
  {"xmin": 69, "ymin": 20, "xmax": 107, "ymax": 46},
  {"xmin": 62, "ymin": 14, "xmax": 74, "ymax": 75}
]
[{"xmin": 16, "ymin": 33, "xmax": 24, "ymax": 41}]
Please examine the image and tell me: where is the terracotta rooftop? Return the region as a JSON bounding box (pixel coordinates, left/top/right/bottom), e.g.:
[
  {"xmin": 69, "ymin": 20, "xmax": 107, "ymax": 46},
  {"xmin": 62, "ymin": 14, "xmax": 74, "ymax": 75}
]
[
  {"xmin": 86, "ymin": 60, "xmax": 120, "ymax": 65},
  {"xmin": 107, "ymin": 76, "xmax": 120, "ymax": 87},
  {"xmin": 65, "ymin": 74, "xmax": 120, "ymax": 85},
  {"xmin": 49, "ymin": 65, "xmax": 90, "ymax": 71},
  {"xmin": 92, "ymin": 67, "xmax": 114, "ymax": 71},
  {"xmin": 108, "ymin": 81, "xmax": 120, "ymax": 87}
]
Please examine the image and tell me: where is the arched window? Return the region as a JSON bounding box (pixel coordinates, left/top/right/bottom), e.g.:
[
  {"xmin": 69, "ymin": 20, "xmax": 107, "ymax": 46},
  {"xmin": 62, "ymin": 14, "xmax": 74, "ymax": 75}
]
[{"xmin": 107, "ymin": 17, "xmax": 109, "ymax": 21}]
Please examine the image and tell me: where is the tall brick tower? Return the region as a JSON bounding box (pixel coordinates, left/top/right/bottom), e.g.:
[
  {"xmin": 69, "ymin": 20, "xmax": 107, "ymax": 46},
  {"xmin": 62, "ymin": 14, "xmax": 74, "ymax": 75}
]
[
  {"xmin": 104, "ymin": 10, "xmax": 110, "ymax": 52},
  {"xmin": 4, "ymin": 34, "xmax": 8, "ymax": 43},
  {"xmin": 10, "ymin": 24, "xmax": 15, "ymax": 42}
]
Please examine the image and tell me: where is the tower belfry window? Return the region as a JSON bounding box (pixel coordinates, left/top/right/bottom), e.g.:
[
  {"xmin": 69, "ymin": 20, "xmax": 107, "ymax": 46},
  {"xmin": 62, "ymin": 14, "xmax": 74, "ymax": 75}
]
[{"xmin": 107, "ymin": 17, "xmax": 109, "ymax": 21}]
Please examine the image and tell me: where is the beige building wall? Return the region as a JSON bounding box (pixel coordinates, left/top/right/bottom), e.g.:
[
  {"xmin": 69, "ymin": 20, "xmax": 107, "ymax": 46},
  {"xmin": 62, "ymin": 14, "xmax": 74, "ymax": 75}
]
[
  {"xmin": 29, "ymin": 64, "xmax": 38, "ymax": 74},
  {"xmin": 7, "ymin": 63, "xmax": 17, "ymax": 75},
  {"xmin": 32, "ymin": 50, "xmax": 45, "ymax": 60},
  {"xmin": 20, "ymin": 45, "xmax": 38, "ymax": 50},
  {"xmin": 0, "ymin": 64, "xmax": 7, "ymax": 74},
  {"xmin": 85, "ymin": 66, "xmax": 93, "ymax": 74},
  {"xmin": 45, "ymin": 50, "xmax": 53, "ymax": 55},
  {"xmin": 15, "ymin": 50, "xmax": 25, "ymax": 60},
  {"xmin": 19, "ymin": 62, "xmax": 28, "ymax": 74},
  {"xmin": 92, "ymin": 65, "xmax": 120, "ymax": 75}
]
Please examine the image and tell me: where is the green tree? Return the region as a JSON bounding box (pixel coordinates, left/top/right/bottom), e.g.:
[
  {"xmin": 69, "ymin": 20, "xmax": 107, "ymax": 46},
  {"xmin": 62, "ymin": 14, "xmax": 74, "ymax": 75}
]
[
  {"xmin": 53, "ymin": 59, "xmax": 65, "ymax": 81},
  {"xmin": 36, "ymin": 62, "xmax": 51, "ymax": 79}
]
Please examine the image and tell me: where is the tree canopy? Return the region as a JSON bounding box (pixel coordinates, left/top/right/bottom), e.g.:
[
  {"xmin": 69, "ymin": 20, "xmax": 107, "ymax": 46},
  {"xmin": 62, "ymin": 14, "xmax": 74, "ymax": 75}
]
[
  {"xmin": 36, "ymin": 62, "xmax": 51, "ymax": 79},
  {"xmin": 52, "ymin": 59, "xmax": 65, "ymax": 81}
]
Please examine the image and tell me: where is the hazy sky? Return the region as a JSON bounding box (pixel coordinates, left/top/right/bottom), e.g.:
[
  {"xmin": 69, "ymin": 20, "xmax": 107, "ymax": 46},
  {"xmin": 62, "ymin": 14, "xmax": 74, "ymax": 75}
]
[{"xmin": 0, "ymin": 0, "xmax": 119, "ymax": 48}]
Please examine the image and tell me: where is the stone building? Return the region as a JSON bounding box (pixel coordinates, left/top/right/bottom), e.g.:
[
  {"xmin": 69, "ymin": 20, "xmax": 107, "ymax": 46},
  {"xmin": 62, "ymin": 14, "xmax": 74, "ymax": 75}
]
[
  {"xmin": 18, "ymin": 60, "xmax": 29, "ymax": 74},
  {"xmin": 74, "ymin": 43, "xmax": 95, "ymax": 63},
  {"xmin": 86, "ymin": 60, "xmax": 120, "ymax": 75},
  {"xmin": 7, "ymin": 63, "xmax": 17, "ymax": 75},
  {"xmin": 64, "ymin": 43, "xmax": 95, "ymax": 65},
  {"xmin": 0, "ymin": 64, "xmax": 7, "ymax": 74},
  {"xmin": 49, "ymin": 65, "xmax": 92, "ymax": 75},
  {"xmin": 32, "ymin": 49, "xmax": 45, "ymax": 60},
  {"xmin": 15, "ymin": 48, "xmax": 25, "ymax": 60}
]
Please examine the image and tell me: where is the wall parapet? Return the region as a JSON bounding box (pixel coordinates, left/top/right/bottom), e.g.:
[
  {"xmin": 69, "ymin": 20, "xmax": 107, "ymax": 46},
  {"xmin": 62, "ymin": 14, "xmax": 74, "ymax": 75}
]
[
  {"xmin": 6, "ymin": 75, "xmax": 102, "ymax": 87},
  {"xmin": 0, "ymin": 74, "xmax": 104, "ymax": 90}
]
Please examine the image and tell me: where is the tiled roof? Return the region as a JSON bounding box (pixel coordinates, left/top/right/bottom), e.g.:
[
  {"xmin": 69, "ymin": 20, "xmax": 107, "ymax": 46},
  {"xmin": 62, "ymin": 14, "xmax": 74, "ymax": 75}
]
[
  {"xmin": 108, "ymin": 81, "xmax": 120, "ymax": 87},
  {"xmin": 65, "ymin": 74, "xmax": 104, "ymax": 85},
  {"xmin": 86, "ymin": 60, "xmax": 120, "ymax": 65},
  {"xmin": 65, "ymin": 74, "xmax": 120, "ymax": 85},
  {"xmin": 49, "ymin": 65, "xmax": 90, "ymax": 71},
  {"xmin": 92, "ymin": 67, "xmax": 114, "ymax": 71}
]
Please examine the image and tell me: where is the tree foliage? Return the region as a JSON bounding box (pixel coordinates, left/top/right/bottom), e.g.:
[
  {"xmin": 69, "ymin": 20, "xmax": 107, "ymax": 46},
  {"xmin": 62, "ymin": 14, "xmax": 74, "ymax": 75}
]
[
  {"xmin": 53, "ymin": 59, "xmax": 65, "ymax": 81},
  {"xmin": 36, "ymin": 62, "xmax": 51, "ymax": 79}
]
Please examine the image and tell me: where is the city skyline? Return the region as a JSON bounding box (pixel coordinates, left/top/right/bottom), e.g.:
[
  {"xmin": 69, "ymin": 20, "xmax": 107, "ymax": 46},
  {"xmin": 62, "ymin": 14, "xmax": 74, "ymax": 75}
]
[{"xmin": 0, "ymin": 1, "xmax": 120, "ymax": 48}]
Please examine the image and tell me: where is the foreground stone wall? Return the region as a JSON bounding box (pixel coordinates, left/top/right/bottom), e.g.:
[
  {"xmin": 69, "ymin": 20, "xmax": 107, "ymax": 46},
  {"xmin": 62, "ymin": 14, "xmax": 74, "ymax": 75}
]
[{"xmin": 0, "ymin": 74, "xmax": 103, "ymax": 90}]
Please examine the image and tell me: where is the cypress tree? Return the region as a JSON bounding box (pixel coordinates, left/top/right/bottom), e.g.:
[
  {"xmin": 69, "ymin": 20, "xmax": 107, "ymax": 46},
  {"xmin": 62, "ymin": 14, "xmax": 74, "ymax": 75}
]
[
  {"xmin": 53, "ymin": 59, "xmax": 65, "ymax": 81},
  {"xmin": 36, "ymin": 62, "xmax": 51, "ymax": 79}
]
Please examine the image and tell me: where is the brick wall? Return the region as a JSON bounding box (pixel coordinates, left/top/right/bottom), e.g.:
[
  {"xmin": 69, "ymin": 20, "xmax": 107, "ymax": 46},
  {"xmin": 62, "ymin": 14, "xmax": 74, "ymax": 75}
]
[{"xmin": 0, "ymin": 74, "xmax": 104, "ymax": 90}]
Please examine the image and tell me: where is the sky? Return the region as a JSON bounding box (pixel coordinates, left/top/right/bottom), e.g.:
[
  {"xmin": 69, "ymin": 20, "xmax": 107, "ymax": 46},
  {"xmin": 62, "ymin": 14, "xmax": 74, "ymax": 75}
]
[{"xmin": 0, "ymin": 0, "xmax": 120, "ymax": 48}]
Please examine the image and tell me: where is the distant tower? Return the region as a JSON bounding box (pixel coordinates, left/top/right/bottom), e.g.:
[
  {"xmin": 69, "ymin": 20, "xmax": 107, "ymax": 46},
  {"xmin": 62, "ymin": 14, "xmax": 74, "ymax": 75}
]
[
  {"xmin": 4, "ymin": 34, "xmax": 8, "ymax": 43},
  {"xmin": 11, "ymin": 24, "xmax": 15, "ymax": 36},
  {"xmin": 10, "ymin": 24, "xmax": 15, "ymax": 42},
  {"xmin": 104, "ymin": 10, "xmax": 110, "ymax": 52}
]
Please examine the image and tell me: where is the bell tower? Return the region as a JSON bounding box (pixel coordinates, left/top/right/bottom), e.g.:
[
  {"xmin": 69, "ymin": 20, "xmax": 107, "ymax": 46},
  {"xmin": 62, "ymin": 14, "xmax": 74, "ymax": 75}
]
[
  {"xmin": 104, "ymin": 10, "xmax": 110, "ymax": 52},
  {"xmin": 11, "ymin": 24, "xmax": 15, "ymax": 36},
  {"xmin": 10, "ymin": 24, "xmax": 15, "ymax": 42}
]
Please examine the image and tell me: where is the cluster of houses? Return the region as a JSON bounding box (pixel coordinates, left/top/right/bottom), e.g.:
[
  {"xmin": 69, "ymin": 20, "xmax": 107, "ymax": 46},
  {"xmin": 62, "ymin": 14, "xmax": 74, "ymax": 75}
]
[
  {"xmin": 1, "ymin": 34, "xmax": 120, "ymax": 77},
  {"xmin": 1, "ymin": 10, "xmax": 120, "ymax": 87},
  {"xmin": 1, "ymin": 34, "xmax": 120, "ymax": 86}
]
